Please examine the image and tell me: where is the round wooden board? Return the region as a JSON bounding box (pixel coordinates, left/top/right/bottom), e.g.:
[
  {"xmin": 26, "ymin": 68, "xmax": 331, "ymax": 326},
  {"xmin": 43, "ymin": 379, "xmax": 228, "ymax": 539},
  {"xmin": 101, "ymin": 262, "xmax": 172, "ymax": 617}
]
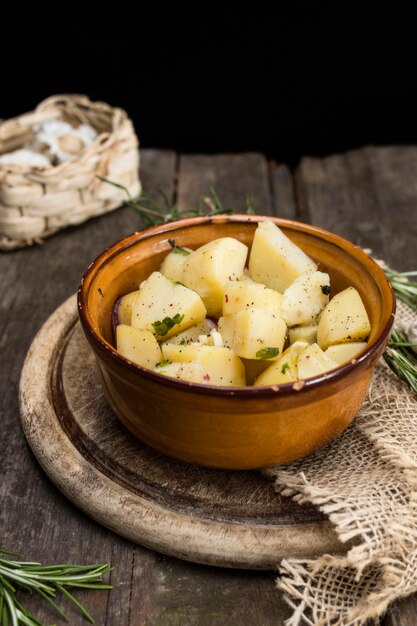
[{"xmin": 20, "ymin": 295, "xmax": 345, "ymax": 570}]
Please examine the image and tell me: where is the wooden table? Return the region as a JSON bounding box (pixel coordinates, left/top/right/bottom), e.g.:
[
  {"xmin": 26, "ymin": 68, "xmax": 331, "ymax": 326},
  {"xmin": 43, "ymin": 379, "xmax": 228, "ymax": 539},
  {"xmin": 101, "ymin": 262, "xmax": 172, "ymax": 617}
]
[{"xmin": 1, "ymin": 147, "xmax": 417, "ymax": 625}]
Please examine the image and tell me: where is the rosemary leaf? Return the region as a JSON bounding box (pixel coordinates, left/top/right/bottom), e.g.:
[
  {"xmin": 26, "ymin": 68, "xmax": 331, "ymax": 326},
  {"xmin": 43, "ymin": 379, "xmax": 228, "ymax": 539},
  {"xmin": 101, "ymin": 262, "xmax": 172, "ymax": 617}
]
[
  {"xmin": 384, "ymin": 269, "xmax": 417, "ymax": 311},
  {"xmin": 0, "ymin": 550, "xmax": 111, "ymax": 625},
  {"xmin": 97, "ymin": 176, "xmax": 255, "ymax": 225}
]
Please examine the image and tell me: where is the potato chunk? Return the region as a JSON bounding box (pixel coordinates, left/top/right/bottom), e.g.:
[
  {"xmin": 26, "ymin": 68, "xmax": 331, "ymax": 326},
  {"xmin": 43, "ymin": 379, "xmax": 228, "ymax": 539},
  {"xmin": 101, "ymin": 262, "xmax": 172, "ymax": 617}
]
[
  {"xmin": 116, "ymin": 325, "xmax": 162, "ymax": 369},
  {"xmin": 163, "ymin": 319, "xmax": 216, "ymax": 345},
  {"xmin": 297, "ymin": 343, "xmax": 339, "ymax": 379},
  {"xmin": 117, "ymin": 290, "xmax": 141, "ymax": 325},
  {"xmin": 289, "ymin": 324, "xmax": 318, "ymax": 345},
  {"xmin": 218, "ymin": 308, "xmax": 287, "ymax": 360},
  {"xmin": 223, "ymin": 281, "xmax": 283, "ymax": 316},
  {"xmin": 248, "ymin": 221, "xmax": 317, "ymax": 292},
  {"xmin": 131, "ymin": 271, "xmax": 206, "ymax": 340},
  {"xmin": 324, "ymin": 342, "xmax": 367, "ymax": 365},
  {"xmin": 161, "ymin": 342, "xmax": 204, "ymax": 362},
  {"xmin": 253, "ymin": 341, "xmax": 308, "ymax": 386},
  {"xmin": 156, "ymin": 345, "xmax": 245, "ymax": 386},
  {"xmin": 159, "ymin": 246, "xmax": 192, "ymax": 282},
  {"xmin": 182, "ymin": 238, "xmax": 248, "ymax": 316},
  {"xmin": 281, "ymin": 271, "xmax": 330, "ymax": 327},
  {"xmin": 317, "ymin": 287, "xmax": 371, "ymax": 349}
]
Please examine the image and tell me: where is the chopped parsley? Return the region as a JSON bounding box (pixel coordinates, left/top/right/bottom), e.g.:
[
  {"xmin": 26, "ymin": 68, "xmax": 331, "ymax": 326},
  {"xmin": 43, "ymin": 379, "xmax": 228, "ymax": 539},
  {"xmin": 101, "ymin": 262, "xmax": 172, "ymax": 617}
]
[
  {"xmin": 152, "ymin": 313, "xmax": 184, "ymax": 336},
  {"xmin": 256, "ymin": 347, "xmax": 280, "ymax": 359},
  {"xmin": 155, "ymin": 360, "xmax": 172, "ymax": 368},
  {"xmin": 98, "ymin": 288, "xmax": 104, "ymax": 297},
  {"xmin": 281, "ymin": 362, "xmax": 290, "ymax": 374},
  {"xmin": 178, "ymin": 337, "xmax": 188, "ymax": 345},
  {"xmin": 168, "ymin": 239, "xmax": 190, "ymax": 256},
  {"xmin": 321, "ymin": 285, "xmax": 330, "ymax": 295}
]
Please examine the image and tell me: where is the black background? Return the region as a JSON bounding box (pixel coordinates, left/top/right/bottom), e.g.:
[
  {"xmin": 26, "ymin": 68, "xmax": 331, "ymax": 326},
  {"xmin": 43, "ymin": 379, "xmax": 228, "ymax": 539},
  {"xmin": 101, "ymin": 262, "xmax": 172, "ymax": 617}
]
[{"xmin": 1, "ymin": 8, "xmax": 415, "ymax": 166}]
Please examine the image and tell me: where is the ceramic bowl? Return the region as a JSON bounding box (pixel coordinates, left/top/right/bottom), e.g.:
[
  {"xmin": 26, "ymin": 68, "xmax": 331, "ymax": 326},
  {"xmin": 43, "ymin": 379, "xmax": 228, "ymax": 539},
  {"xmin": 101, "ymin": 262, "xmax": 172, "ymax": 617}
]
[{"xmin": 77, "ymin": 215, "xmax": 395, "ymax": 469}]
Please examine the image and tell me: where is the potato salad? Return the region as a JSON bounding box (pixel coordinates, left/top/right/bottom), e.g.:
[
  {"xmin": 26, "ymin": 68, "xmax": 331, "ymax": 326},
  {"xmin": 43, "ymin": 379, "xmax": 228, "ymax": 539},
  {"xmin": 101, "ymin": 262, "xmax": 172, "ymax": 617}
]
[{"xmin": 112, "ymin": 221, "xmax": 371, "ymax": 387}]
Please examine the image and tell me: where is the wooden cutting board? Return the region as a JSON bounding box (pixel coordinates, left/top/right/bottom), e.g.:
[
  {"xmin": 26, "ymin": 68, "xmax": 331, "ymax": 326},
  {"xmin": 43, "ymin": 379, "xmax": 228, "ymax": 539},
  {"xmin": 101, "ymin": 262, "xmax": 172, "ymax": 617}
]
[{"xmin": 19, "ymin": 295, "xmax": 345, "ymax": 570}]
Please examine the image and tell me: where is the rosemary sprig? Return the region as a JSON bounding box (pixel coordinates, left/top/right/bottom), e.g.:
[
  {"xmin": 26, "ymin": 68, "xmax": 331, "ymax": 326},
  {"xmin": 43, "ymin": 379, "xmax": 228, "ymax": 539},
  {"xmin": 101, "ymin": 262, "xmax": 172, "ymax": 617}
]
[
  {"xmin": 0, "ymin": 548, "xmax": 112, "ymax": 625},
  {"xmin": 384, "ymin": 329, "xmax": 417, "ymax": 393},
  {"xmin": 381, "ymin": 268, "xmax": 417, "ymax": 392},
  {"xmin": 384, "ymin": 269, "xmax": 417, "ymax": 311},
  {"xmin": 97, "ymin": 176, "xmax": 255, "ymax": 226}
]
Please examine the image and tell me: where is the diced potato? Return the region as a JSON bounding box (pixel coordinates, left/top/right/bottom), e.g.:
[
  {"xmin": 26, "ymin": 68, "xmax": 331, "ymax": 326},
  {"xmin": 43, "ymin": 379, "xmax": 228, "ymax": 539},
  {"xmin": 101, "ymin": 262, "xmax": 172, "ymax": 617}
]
[
  {"xmin": 317, "ymin": 287, "xmax": 371, "ymax": 349},
  {"xmin": 248, "ymin": 221, "xmax": 317, "ymax": 292},
  {"xmin": 163, "ymin": 319, "xmax": 216, "ymax": 345},
  {"xmin": 324, "ymin": 342, "xmax": 367, "ymax": 365},
  {"xmin": 154, "ymin": 361, "xmax": 183, "ymax": 378},
  {"xmin": 223, "ymin": 281, "xmax": 283, "ymax": 316},
  {"xmin": 238, "ymin": 269, "xmax": 258, "ymax": 284},
  {"xmin": 161, "ymin": 342, "xmax": 204, "ymax": 362},
  {"xmin": 155, "ymin": 345, "xmax": 245, "ymax": 386},
  {"xmin": 159, "ymin": 246, "xmax": 193, "ymax": 282},
  {"xmin": 131, "ymin": 271, "xmax": 206, "ymax": 340},
  {"xmin": 218, "ymin": 308, "xmax": 287, "ymax": 360},
  {"xmin": 281, "ymin": 271, "xmax": 330, "ymax": 327},
  {"xmin": 182, "ymin": 238, "xmax": 248, "ymax": 316},
  {"xmin": 289, "ymin": 324, "xmax": 318, "ymax": 345},
  {"xmin": 117, "ymin": 290, "xmax": 140, "ymax": 325},
  {"xmin": 297, "ymin": 343, "xmax": 339, "ymax": 379},
  {"xmin": 253, "ymin": 341, "xmax": 308, "ymax": 386},
  {"xmin": 116, "ymin": 325, "xmax": 162, "ymax": 369}
]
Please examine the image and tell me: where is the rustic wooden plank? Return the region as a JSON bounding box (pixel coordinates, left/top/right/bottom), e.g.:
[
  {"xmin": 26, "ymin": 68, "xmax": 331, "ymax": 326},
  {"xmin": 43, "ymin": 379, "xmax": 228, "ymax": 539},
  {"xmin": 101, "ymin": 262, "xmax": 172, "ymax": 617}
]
[
  {"xmin": 295, "ymin": 146, "xmax": 385, "ymax": 256},
  {"xmin": 366, "ymin": 146, "xmax": 417, "ymax": 271},
  {"xmin": 269, "ymin": 162, "xmax": 297, "ymax": 219},
  {"xmin": 131, "ymin": 554, "xmax": 291, "ymax": 625},
  {"xmin": 295, "ymin": 146, "xmax": 417, "ymax": 270},
  {"xmin": 295, "ymin": 146, "xmax": 417, "ymax": 626},
  {"xmin": 140, "ymin": 148, "xmax": 177, "ymax": 201},
  {"xmin": 384, "ymin": 595, "xmax": 417, "ymax": 626},
  {"xmin": 125, "ymin": 152, "xmax": 293, "ymax": 625},
  {"xmin": 0, "ymin": 149, "xmax": 177, "ymax": 625},
  {"xmin": 177, "ymin": 153, "xmax": 272, "ymax": 215}
]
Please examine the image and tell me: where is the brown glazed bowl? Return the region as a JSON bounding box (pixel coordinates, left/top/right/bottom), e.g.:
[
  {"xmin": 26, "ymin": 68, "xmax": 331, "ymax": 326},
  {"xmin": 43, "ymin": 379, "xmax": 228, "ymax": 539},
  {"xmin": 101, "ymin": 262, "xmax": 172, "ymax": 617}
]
[{"xmin": 78, "ymin": 215, "xmax": 395, "ymax": 470}]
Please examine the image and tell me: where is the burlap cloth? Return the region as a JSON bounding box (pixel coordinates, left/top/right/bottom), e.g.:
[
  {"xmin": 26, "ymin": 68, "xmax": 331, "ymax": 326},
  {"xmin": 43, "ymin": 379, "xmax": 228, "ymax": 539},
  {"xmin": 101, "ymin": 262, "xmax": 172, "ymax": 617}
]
[{"xmin": 262, "ymin": 299, "xmax": 417, "ymax": 625}]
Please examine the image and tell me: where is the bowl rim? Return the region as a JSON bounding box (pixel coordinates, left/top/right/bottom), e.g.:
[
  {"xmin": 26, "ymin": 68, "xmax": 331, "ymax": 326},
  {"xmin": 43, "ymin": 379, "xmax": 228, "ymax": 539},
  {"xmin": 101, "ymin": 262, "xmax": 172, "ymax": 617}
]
[{"xmin": 78, "ymin": 214, "xmax": 396, "ymax": 398}]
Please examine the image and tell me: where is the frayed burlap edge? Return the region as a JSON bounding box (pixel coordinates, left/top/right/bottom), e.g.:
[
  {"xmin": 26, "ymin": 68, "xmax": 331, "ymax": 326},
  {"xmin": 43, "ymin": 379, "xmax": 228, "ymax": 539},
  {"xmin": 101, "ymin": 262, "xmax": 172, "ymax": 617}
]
[{"xmin": 261, "ymin": 300, "xmax": 417, "ymax": 625}]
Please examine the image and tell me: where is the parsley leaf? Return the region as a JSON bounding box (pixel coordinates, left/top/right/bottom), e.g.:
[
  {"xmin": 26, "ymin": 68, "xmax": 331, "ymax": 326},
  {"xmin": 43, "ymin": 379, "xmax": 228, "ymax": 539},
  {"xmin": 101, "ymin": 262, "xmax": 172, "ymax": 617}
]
[
  {"xmin": 281, "ymin": 362, "xmax": 290, "ymax": 374},
  {"xmin": 168, "ymin": 239, "xmax": 190, "ymax": 256},
  {"xmin": 155, "ymin": 360, "xmax": 172, "ymax": 368},
  {"xmin": 256, "ymin": 347, "xmax": 280, "ymax": 359},
  {"xmin": 152, "ymin": 313, "xmax": 185, "ymax": 336}
]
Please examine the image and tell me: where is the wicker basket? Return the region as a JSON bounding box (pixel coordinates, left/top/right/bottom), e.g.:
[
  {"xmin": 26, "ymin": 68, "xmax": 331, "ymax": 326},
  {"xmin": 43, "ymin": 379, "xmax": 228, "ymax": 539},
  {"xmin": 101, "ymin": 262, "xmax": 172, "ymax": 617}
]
[{"xmin": 0, "ymin": 94, "xmax": 141, "ymax": 250}]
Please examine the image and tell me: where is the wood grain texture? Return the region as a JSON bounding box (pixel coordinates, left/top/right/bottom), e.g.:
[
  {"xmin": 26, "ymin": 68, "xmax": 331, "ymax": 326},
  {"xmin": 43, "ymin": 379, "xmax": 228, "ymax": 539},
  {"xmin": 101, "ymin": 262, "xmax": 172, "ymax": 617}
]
[
  {"xmin": 295, "ymin": 145, "xmax": 417, "ymax": 270},
  {"xmin": 177, "ymin": 153, "xmax": 272, "ymax": 215},
  {"xmin": 295, "ymin": 145, "xmax": 417, "ymax": 626},
  {"xmin": 0, "ymin": 149, "xmax": 177, "ymax": 625},
  {"xmin": 295, "ymin": 146, "xmax": 385, "ymax": 254},
  {"xmin": 270, "ymin": 162, "xmax": 297, "ymax": 219},
  {"xmin": 20, "ymin": 296, "xmax": 342, "ymax": 570},
  {"xmin": 3, "ymin": 146, "xmax": 416, "ymax": 625},
  {"xmin": 130, "ymin": 553, "xmax": 291, "ymax": 626},
  {"xmin": 384, "ymin": 595, "xmax": 417, "ymax": 626}
]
